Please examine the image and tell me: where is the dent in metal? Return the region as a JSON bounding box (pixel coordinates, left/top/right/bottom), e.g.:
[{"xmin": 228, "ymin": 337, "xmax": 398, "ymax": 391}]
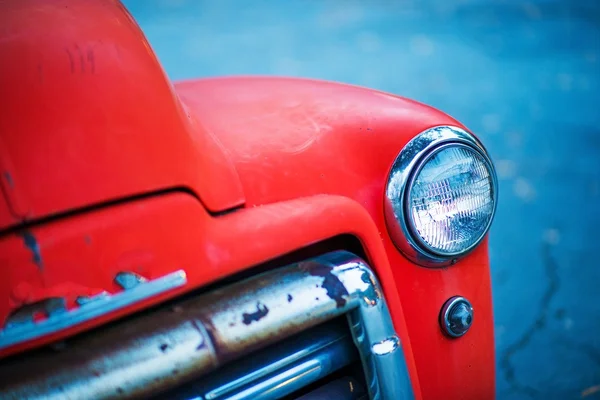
[
  {"xmin": 0, "ymin": 270, "xmax": 187, "ymax": 350},
  {"xmin": 384, "ymin": 125, "xmax": 498, "ymax": 267},
  {"xmin": 0, "ymin": 252, "xmax": 412, "ymax": 400}
]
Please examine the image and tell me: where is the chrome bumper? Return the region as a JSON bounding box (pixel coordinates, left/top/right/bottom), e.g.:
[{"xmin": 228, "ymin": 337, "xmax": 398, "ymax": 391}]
[{"xmin": 0, "ymin": 251, "xmax": 414, "ymax": 400}]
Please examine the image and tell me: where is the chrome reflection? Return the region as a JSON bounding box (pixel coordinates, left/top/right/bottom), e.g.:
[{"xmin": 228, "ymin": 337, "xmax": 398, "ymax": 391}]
[
  {"xmin": 384, "ymin": 125, "xmax": 498, "ymax": 267},
  {"xmin": 0, "ymin": 252, "xmax": 413, "ymax": 400},
  {"xmin": 167, "ymin": 321, "xmax": 357, "ymax": 400}
]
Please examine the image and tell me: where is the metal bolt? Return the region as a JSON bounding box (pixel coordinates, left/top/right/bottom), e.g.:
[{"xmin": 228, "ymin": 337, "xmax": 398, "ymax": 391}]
[{"xmin": 440, "ymin": 296, "xmax": 474, "ymax": 338}]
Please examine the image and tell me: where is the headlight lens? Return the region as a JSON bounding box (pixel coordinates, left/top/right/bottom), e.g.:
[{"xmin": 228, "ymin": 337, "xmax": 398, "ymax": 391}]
[
  {"xmin": 385, "ymin": 126, "xmax": 497, "ymax": 267},
  {"xmin": 407, "ymin": 144, "xmax": 495, "ymax": 256}
]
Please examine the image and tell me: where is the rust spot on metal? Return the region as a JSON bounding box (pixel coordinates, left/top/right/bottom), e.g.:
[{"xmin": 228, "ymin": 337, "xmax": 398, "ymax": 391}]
[
  {"xmin": 18, "ymin": 230, "xmax": 43, "ymax": 270},
  {"xmin": 287, "ymin": 294, "xmax": 293, "ymax": 302},
  {"xmin": 242, "ymin": 302, "xmax": 269, "ymax": 325},
  {"xmin": 299, "ymin": 261, "xmax": 348, "ymax": 308}
]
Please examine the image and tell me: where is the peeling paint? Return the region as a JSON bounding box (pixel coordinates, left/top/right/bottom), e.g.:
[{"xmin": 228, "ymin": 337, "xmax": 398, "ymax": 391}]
[
  {"xmin": 300, "ymin": 261, "xmax": 349, "ymax": 308},
  {"xmin": 242, "ymin": 302, "xmax": 269, "ymax": 325},
  {"xmin": 18, "ymin": 230, "xmax": 43, "ymax": 270}
]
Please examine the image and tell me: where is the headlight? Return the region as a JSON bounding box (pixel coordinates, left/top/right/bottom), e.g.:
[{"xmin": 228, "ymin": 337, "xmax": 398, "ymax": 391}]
[{"xmin": 385, "ymin": 126, "xmax": 497, "ymax": 267}]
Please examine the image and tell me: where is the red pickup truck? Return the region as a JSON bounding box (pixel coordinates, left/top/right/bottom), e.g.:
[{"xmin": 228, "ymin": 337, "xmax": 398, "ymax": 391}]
[{"xmin": 0, "ymin": 1, "xmax": 497, "ymax": 399}]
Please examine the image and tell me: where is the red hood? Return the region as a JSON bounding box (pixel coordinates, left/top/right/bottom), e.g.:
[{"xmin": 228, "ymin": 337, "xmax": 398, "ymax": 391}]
[
  {"xmin": 174, "ymin": 76, "xmax": 463, "ymax": 209},
  {"xmin": 0, "ymin": 0, "xmax": 245, "ymax": 231}
]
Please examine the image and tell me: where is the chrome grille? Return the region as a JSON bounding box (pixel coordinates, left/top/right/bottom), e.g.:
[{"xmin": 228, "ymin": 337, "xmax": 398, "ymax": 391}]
[
  {"xmin": 162, "ymin": 318, "xmax": 363, "ymax": 400},
  {"xmin": 0, "ymin": 251, "xmax": 414, "ymax": 400}
]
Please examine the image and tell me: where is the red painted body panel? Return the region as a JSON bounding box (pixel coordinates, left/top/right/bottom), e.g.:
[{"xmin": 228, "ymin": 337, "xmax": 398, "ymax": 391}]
[
  {"xmin": 0, "ymin": 1, "xmax": 495, "ymax": 399},
  {"xmin": 0, "ymin": 192, "xmax": 422, "ymax": 399},
  {"xmin": 177, "ymin": 77, "xmax": 496, "ymax": 399},
  {"xmin": 0, "ymin": 0, "xmax": 245, "ymax": 228}
]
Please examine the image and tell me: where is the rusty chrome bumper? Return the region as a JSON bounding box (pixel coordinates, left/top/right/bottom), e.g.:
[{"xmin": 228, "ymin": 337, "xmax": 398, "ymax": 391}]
[{"xmin": 0, "ymin": 251, "xmax": 414, "ymax": 400}]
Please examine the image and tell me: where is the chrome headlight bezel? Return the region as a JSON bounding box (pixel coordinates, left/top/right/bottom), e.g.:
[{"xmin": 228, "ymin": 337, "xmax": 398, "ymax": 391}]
[{"xmin": 384, "ymin": 126, "xmax": 498, "ymax": 267}]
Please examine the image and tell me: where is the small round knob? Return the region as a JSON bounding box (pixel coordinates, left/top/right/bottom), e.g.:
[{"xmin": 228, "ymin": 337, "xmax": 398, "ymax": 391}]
[{"xmin": 440, "ymin": 296, "xmax": 473, "ymax": 338}]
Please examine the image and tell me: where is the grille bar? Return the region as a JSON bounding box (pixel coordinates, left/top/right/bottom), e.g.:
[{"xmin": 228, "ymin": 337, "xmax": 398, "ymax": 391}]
[
  {"xmin": 0, "ymin": 251, "xmax": 414, "ymax": 400},
  {"xmin": 165, "ymin": 320, "xmax": 357, "ymax": 400}
]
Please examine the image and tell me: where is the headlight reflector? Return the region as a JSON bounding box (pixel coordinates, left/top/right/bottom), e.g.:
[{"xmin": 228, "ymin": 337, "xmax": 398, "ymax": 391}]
[
  {"xmin": 408, "ymin": 144, "xmax": 495, "ymax": 256},
  {"xmin": 385, "ymin": 126, "xmax": 497, "ymax": 267}
]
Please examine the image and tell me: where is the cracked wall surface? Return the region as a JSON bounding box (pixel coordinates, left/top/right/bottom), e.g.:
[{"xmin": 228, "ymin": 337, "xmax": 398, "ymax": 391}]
[{"xmin": 123, "ymin": 0, "xmax": 600, "ymax": 398}]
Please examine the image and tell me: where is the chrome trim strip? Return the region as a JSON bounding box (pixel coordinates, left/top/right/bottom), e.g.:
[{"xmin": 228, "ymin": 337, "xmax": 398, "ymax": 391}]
[
  {"xmin": 0, "ymin": 270, "xmax": 187, "ymax": 350},
  {"xmin": 323, "ymin": 252, "xmax": 413, "ymax": 400},
  {"xmin": 209, "ymin": 345, "xmax": 352, "ymax": 400},
  {"xmin": 205, "ymin": 336, "xmax": 351, "ymax": 399},
  {"xmin": 0, "ymin": 252, "xmax": 413, "ymax": 400},
  {"xmin": 231, "ymin": 360, "xmax": 321, "ymax": 399},
  {"xmin": 384, "ymin": 125, "xmax": 498, "ymax": 267}
]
